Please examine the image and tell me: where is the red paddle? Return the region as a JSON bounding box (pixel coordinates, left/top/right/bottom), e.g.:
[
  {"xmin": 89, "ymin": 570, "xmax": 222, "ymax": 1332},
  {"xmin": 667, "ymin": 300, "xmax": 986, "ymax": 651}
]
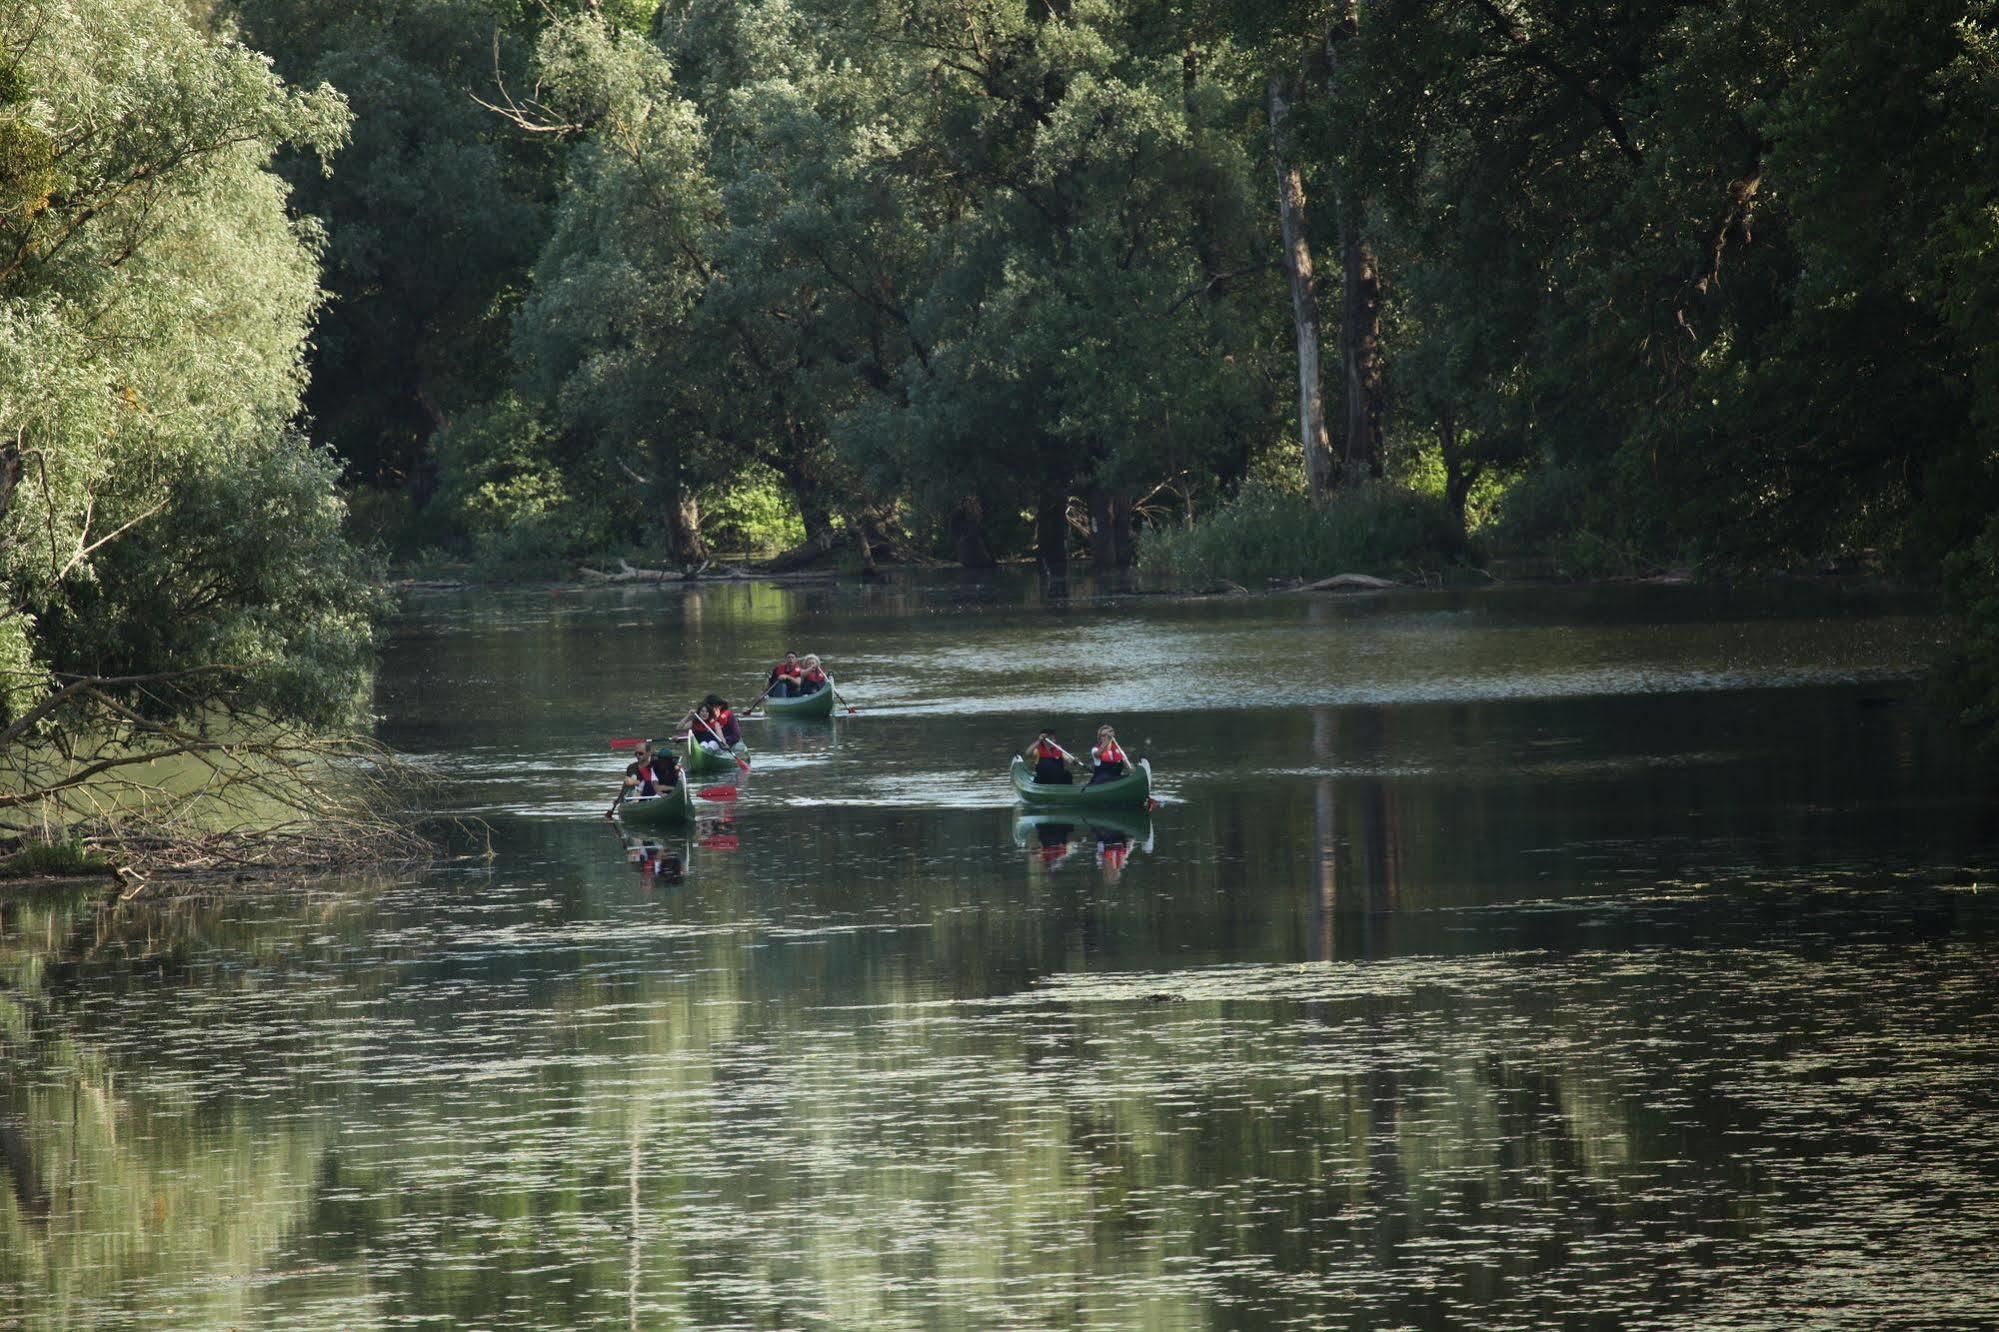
[{"xmin": 695, "ymin": 785, "xmax": 739, "ymax": 802}]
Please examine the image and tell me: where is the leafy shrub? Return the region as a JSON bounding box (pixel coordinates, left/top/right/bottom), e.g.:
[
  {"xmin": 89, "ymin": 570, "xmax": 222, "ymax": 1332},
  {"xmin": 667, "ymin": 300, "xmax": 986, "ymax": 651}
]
[
  {"xmin": 1482, "ymin": 463, "xmax": 1592, "ymax": 556},
  {"xmin": 1, "ymin": 837, "xmax": 112, "ymax": 879},
  {"xmin": 1138, "ymin": 480, "xmax": 1466, "ymax": 584},
  {"xmin": 343, "ymin": 486, "xmax": 449, "ymax": 561},
  {"xmin": 432, "ymin": 396, "xmax": 623, "ymax": 564},
  {"xmin": 699, "ymin": 465, "xmax": 806, "ymax": 556}
]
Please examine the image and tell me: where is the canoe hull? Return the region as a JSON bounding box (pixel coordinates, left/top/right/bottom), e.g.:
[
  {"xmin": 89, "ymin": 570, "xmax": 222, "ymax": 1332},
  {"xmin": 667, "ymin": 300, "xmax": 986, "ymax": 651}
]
[
  {"xmin": 618, "ymin": 783, "xmax": 692, "ymax": 827},
  {"xmin": 684, "ymin": 734, "xmax": 750, "ymax": 774},
  {"xmin": 762, "ymin": 677, "xmax": 836, "ymax": 719},
  {"xmin": 1009, "ymin": 756, "xmax": 1152, "ymax": 809}
]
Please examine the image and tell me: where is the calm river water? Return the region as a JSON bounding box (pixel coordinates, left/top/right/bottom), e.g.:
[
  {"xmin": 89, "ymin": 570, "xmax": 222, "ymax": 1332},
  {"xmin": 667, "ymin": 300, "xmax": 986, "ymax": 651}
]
[{"xmin": 5, "ymin": 576, "xmax": 1999, "ymax": 1329}]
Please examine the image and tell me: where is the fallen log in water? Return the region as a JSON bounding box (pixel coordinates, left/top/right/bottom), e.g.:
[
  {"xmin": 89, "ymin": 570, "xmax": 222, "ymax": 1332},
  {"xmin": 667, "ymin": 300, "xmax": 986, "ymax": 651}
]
[
  {"xmin": 1299, "ymin": 572, "xmax": 1403, "ymax": 592},
  {"xmin": 577, "ymin": 559, "xmax": 687, "ymax": 584}
]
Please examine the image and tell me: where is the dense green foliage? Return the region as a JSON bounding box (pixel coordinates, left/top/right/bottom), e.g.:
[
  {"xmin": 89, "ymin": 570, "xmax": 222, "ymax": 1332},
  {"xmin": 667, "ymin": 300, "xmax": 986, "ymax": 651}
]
[
  {"xmin": 206, "ymin": 0, "xmax": 1999, "ymax": 586},
  {"xmin": 12, "ymin": 0, "xmax": 1999, "ymax": 724},
  {"xmin": 0, "ymin": 0, "xmax": 375, "ymax": 740}
]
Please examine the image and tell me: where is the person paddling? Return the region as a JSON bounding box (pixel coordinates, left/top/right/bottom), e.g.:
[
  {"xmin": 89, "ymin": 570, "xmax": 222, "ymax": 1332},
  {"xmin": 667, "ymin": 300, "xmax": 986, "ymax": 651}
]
[
  {"xmin": 798, "ymin": 654, "xmax": 829, "ymax": 697},
  {"xmin": 608, "ymin": 741, "xmax": 661, "ymax": 816},
  {"xmin": 1088, "ymin": 725, "xmax": 1128, "ymax": 786},
  {"xmin": 765, "ymin": 651, "xmax": 803, "ymax": 700},
  {"xmin": 1024, "ymin": 729, "xmax": 1076, "ymax": 785},
  {"xmin": 694, "ymin": 694, "xmax": 742, "ymax": 750}
]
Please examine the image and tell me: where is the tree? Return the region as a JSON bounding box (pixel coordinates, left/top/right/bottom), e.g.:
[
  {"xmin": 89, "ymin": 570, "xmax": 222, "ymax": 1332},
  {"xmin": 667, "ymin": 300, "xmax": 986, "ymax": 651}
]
[{"xmin": 0, "ymin": 0, "xmax": 388, "ymax": 862}]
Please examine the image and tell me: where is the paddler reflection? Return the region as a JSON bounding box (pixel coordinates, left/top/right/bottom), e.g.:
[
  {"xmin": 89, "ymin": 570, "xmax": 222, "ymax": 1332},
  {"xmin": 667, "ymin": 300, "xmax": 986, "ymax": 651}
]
[
  {"xmin": 1013, "ymin": 808, "xmax": 1155, "ymax": 880},
  {"xmin": 621, "ymin": 833, "xmax": 686, "ymax": 886}
]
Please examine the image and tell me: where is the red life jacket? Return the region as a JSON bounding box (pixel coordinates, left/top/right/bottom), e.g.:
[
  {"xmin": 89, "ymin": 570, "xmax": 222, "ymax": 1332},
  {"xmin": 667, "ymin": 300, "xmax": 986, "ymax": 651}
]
[
  {"xmin": 1033, "ymin": 739, "xmax": 1064, "ymax": 761},
  {"xmin": 775, "ymin": 660, "xmax": 801, "ymax": 680},
  {"xmin": 803, "ymin": 666, "xmax": 827, "ymax": 685},
  {"xmin": 1095, "ymin": 742, "xmax": 1126, "ymax": 766}
]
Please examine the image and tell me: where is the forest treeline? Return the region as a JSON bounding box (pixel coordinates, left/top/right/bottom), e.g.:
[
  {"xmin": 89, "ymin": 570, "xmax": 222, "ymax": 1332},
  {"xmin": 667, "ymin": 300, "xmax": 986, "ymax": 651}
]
[
  {"xmin": 209, "ymin": 0, "xmax": 1999, "ymax": 586},
  {"xmin": 5, "ymin": 0, "xmax": 1999, "ymax": 801}
]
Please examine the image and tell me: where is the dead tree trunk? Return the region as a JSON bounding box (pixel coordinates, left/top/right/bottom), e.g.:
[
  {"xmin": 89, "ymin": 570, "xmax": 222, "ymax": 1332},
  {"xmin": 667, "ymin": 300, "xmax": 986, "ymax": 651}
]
[
  {"xmin": 1269, "ymin": 72, "xmax": 1337, "ymax": 504},
  {"xmin": 1088, "ymin": 486, "xmax": 1134, "ymax": 567}
]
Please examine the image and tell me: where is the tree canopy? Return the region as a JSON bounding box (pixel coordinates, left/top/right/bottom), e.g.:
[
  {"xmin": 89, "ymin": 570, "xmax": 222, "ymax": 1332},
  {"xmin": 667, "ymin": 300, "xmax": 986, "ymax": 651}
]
[{"xmin": 0, "ymin": 0, "xmax": 384, "ymax": 852}]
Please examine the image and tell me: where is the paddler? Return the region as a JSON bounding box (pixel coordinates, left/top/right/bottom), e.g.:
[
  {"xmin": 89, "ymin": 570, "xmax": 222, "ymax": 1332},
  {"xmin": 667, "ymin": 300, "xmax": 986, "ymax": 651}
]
[
  {"xmin": 798, "ymin": 654, "xmax": 829, "ymax": 696},
  {"xmin": 694, "ymin": 694, "xmax": 742, "ymax": 751},
  {"xmin": 608, "ymin": 741, "xmax": 660, "ymax": 816},
  {"xmin": 1024, "ymin": 729, "xmax": 1075, "ymax": 785},
  {"xmin": 765, "ymin": 651, "xmax": 803, "ymax": 700},
  {"xmin": 1088, "ymin": 725, "xmax": 1128, "ymax": 785}
]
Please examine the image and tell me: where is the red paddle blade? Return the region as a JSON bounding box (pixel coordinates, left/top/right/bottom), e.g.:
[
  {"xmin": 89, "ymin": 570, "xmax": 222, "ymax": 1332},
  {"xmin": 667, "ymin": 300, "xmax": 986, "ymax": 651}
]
[
  {"xmin": 609, "ymin": 737, "xmax": 642, "ymax": 750},
  {"xmin": 695, "ymin": 785, "xmax": 739, "ymax": 802}
]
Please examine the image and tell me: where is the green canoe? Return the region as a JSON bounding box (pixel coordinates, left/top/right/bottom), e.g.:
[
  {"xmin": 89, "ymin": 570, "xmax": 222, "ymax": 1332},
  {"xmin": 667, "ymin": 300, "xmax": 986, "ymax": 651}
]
[
  {"xmin": 761, "ymin": 676, "xmax": 837, "ymax": 719},
  {"xmin": 617, "ymin": 782, "xmax": 692, "ymax": 827},
  {"xmin": 683, "ymin": 733, "xmax": 751, "ymax": 774},
  {"xmin": 1009, "ymin": 756, "xmax": 1152, "ymax": 809}
]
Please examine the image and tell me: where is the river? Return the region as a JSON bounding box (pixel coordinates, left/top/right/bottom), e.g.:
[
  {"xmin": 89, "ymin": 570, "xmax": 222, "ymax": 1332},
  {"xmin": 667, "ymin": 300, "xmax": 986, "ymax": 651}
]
[{"xmin": 4, "ymin": 576, "xmax": 1998, "ymax": 1329}]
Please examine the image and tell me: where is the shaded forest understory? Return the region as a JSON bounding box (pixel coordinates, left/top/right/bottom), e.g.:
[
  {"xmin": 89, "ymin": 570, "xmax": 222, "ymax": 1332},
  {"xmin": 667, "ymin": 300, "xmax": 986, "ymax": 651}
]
[{"xmin": 5, "ymin": 0, "xmax": 1999, "ymax": 864}]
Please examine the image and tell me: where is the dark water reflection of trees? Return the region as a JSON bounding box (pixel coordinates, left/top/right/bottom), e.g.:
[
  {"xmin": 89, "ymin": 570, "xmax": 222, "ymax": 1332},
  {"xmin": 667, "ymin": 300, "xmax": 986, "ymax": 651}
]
[{"xmin": 4, "ymin": 585, "xmax": 1999, "ymax": 1328}]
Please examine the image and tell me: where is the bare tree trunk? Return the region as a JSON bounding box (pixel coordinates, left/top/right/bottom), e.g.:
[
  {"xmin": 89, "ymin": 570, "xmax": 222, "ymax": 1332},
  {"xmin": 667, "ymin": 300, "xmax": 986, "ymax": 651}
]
[
  {"xmin": 1269, "ymin": 73, "xmax": 1336, "ymax": 504},
  {"xmin": 1035, "ymin": 491, "xmax": 1070, "ymax": 574},
  {"xmin": 1088, "ymin": 485, "xmax": 1134, "ymax": 567},
  {"xmin": 666, "ymin": 485, "xmax": 706, "ymax": 564},
  {"xmin": 850, "ymin": 510, "xmax": 878, "ymax": 575}
]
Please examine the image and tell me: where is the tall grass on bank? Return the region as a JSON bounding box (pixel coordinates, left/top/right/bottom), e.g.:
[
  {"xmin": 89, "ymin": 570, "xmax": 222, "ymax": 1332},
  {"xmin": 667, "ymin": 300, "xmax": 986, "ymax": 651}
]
[{"xmin": 1138, "ymin": 482, "xmax": 1467, "ymax": 585}]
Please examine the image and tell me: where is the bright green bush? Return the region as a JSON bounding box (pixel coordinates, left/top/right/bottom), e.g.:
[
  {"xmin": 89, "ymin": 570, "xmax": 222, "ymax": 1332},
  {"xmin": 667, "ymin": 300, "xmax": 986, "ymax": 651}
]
[
  {"xmin": 1138, "ymin": 481, "xmax": 1467, "ymax": 585},
  {"xmin": 699, "ymin": 466, "xmax": 807, "ymax": 556}
]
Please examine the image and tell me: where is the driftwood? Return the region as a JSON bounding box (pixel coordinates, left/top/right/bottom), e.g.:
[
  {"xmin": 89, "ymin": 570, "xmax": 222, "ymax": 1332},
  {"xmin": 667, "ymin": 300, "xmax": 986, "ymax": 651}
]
[
  {"xmin": 577, "ymin": 559, "xmax": 686, "ymax": 584},
  {"xmin": 1300, "ymin": 572, "xmax": 1402, "ymax": 592}
]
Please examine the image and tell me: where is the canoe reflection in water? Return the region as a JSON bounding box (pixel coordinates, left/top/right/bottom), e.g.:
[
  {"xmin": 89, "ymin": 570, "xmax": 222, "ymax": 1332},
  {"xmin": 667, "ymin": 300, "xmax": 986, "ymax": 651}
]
[
  {"xmin": 621, "ymin": 833, "xmax": 686, "ymax": 887},
  {"xmin": 617, "ymin": 810, "xmax": 736, "ymax": 885},
  {"xmin": 1013, "ymin": 811, "xmax": 1156, "ymax": 882}
]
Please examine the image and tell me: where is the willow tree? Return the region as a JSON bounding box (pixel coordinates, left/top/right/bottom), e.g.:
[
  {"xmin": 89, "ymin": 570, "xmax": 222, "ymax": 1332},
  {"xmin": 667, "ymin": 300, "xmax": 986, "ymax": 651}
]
[{"xmin": 0, "ymin": 0, "xmax": 390, "ymax": 869}]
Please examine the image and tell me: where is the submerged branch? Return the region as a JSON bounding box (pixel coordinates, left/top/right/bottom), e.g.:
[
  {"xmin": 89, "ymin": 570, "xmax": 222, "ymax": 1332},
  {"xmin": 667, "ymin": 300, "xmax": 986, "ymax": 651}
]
[{"xmin": 0, "ymin": 671, "xmax": 440, "ymax": 880}]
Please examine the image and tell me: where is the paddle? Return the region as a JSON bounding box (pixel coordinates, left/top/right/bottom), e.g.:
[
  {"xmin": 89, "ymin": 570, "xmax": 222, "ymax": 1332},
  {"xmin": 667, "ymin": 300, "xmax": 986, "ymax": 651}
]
[
  {"xmin": 1047, "ymin": 739, "xmax": 1088, "ymax": 770},
  {"xmin": 742, "ymin": 676, "xmax": 779, "ymax": 717},
  {"xmin": 832, "ymin": 686, "xmax": 858, "ymax": 715},
  {"xmin": 609, "ymin": 782, "xmax": 739, "ymax": 817}
]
